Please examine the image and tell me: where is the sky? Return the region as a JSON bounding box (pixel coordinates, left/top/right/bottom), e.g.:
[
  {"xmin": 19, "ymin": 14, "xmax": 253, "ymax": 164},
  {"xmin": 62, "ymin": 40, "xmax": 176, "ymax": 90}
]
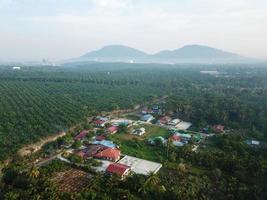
[{"xmin": 0, "ymin": 0, "xmax": 266, "ymax": 61}]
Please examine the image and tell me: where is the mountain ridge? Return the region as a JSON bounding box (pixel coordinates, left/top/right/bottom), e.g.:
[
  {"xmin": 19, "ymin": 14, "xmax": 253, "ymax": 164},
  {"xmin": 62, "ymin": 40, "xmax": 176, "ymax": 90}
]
[{"xmin": 67, "ymin": 44, "xmax": 258, "ymax": 64}]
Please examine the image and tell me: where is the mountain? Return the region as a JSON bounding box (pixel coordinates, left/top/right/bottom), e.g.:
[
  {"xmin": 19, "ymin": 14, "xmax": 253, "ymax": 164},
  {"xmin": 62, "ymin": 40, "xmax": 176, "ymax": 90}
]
[
  {"xmin": 66, "ymin": 44, "xmax": 258, "ymax": 64},
  {"xmin": 150, "ymin": 45, "xmax": 250, "ymax": 63},
  {"xmin": 79, "ymin": 45, "xmax": 148, "ymax": 62},
  {"xmin": 153, "ymin": 45, "xmax": 240, "ymax": 59}
]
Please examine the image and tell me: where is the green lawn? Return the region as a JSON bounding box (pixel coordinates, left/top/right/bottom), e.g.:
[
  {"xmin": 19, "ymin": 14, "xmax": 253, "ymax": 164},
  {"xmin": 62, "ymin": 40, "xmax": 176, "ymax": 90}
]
[{"xmin": 108, "ymin": 124, "xmax": 169, "ymax": 161}]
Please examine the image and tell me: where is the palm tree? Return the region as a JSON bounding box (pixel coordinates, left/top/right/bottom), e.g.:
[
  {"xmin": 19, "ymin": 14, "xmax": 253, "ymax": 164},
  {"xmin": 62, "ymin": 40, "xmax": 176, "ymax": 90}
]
[
  {"xmin": 138, "ymin": 172, "xmax": 160, "ymax": 194},
  {"xmin": 4, "ymin": 191, "xmax": 20, "ymax": 200},
  {"xmin": 28, "ymin": 165, "xmax": 40, "ymax": 179}
]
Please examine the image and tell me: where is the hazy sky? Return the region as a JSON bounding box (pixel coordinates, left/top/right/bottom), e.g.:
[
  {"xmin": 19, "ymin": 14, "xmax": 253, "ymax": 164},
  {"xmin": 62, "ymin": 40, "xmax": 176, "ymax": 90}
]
[{"xmin": 0, "ymin": 0, "xmax": 266, "ymax": 61}]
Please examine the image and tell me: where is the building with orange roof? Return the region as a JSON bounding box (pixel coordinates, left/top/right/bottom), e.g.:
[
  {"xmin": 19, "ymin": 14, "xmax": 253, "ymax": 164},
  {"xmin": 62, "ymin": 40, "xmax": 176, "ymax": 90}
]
[{"xmin": 94, "ymin": 148, "xmax": 121, "ymax": 162}]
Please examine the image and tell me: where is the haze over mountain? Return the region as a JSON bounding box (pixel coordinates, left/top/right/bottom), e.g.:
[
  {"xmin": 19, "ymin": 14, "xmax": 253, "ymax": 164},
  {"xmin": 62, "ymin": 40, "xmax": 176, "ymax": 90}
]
[
  {"xmin": 80, "ymin": 45, "xmax": 148, "ymax": 61},
  {"xmin": 68, "ymin": 44, "xmax": 257, "ymax": 64}
]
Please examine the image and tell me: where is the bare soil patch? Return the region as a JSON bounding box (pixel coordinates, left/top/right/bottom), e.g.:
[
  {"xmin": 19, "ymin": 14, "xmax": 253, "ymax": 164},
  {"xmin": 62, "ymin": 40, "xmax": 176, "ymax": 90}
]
[{"xmin": 52, "ymin": 169, "xmax": 92, "ymax": 193}]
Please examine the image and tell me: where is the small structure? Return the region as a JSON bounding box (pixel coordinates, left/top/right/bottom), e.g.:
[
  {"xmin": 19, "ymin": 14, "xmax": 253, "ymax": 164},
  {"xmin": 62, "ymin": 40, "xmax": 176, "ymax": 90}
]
[
  {"xmin": 97, "ymin": 116, "xmax": 110, "ymax": 121},
  {"xmin": 170, "ymin": 134, "xmax": 181, "ymax": 142},
  {"xmin": 75, "ymin": 130, "xmax": 89, "ymax": 140},
  {"xmin": 175, "ymin": 133, "xmax": 191, "ymax": 141},
  {"xmin": 246, "ymin": 140, "xmax": 260, "ymax": 146},
  {"xmin": 141, "ymin": 114, "xmax": 154, "ymax": 122},
  {"xmin": 111, "ymin": 119, "xmax": 132, "ymax": 127},
  {"xmin": 159, "ymin": 116, "xmax": 171, "ymax": 125},
  {"xmin": 212, "ymin": 125, "xmax": 225, "ymax": 133},
  {"xmin": 148, "ymin": 136, "xmax": 166, "ymax": 146},
  {"xmin": 141, "ymin": 108, "xmax": 153, "ymax": 115},
  {"xmin": 172, "ymin": 141, "xmax": 184, "ymax": 147},
  {"xmin": 94, "ymin": 148, "xmax": 121, "ymax": 162},
  {"xmin": 118, "ymin": 155, "xmax": 162, "ymax": 175},
  {"xmin": 131, "ymin": 128, "xmax": 145, "ymax": 136},
  {"xmin": 106, "ymin": 163, "xmax": 131, "ymax": 179},
  {"xmin": 202, "ymin": 127, "xmax": 209, "ymax": 134},
  {"xmin": 107, "ymin": 125, "xmax": 119, "ymax": 134},
  {"xmin": 94, "ymin": 135, "xmax": 106, "ymax": 141},
  {"xmin": 168, "ymin": 119, "xmax": 181, "ymax": 126},
  {"xmin": 91, "ymin": 140, "xmax": 117, "ymax": 148},
  {"xmin": 175, "ymin": 121, "xmax": 192, "ymax": 130},
  {"xmin": 76, "ymin": 144, "xmax": 107, "ymax": 159},
  {"xmin": 93, "ymin": 119, "xmax": 107, "ymax": 127},
  {"xmin": 13, "ymin": 66, "xmax": 21, "ymax": 70}
]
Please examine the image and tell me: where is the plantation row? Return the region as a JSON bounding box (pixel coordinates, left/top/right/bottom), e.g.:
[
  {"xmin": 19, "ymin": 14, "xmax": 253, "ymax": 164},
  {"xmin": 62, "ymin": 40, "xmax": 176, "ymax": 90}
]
[
  {"xmin": 0, "ymin": 64, "xmax": 267, "ymax": 160},
  {"xmin": 0, "ymin": 70, "xmax": 169, "ymax": 160}
]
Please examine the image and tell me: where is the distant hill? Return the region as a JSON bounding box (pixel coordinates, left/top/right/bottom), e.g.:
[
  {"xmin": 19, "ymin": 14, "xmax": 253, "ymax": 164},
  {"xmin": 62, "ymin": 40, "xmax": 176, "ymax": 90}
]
[
  {"xmin": 153, "ymin": 45, "xmax": 240, "ymax": 59},
  {"xmin": 79, "ymin": 45, "xmax": 147, "ymax": 62},
  {"xmin": 66, "ymin": 44, "xmax": 259, "ymax": 64}
]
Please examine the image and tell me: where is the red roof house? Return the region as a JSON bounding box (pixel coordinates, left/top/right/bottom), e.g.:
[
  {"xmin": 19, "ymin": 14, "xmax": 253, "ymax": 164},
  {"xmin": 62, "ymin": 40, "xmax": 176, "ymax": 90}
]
[
  {"xmin": 95, "ymin": 135, "xmax": 106, "ymax": 141},
  {"xmin": 94, "ymin": 119, "xmax": 107, "ymax": 127},
  {"xmin": 107, "ymin": 126, "xmax": 119, "ymax": 134},
  {"xmin": 170, "ymin": 134, "xmax": 181, "ymax": 142},
  {"xmin": 94, "ymin": 148, "xmax": 121, "ymax": 162},
  {"xmin": 141, "ymin": 108, "xmax": 153, "ymax": 114},
  {"xmin": 77, "ymin": 149, "xmax": 87, "ymax": 158},
  {"xmin": 212, "ymin": 125, "xmax": 225, "ymax": 133},
  {"xmin": 106, "ymin": 163, "xmax": 131, "ymax": 179},
  {"xmin": 159, "ymin": 116, "xmax": 172, "ymax": 124},
  {"xmin": 75, "ymin": 130, "xmax": 89, "ymax": 140}
]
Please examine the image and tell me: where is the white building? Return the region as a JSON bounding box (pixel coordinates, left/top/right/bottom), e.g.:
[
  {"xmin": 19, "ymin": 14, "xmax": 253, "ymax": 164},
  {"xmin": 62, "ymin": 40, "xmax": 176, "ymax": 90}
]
[
  {"xmin": 168, "ymin": 118, "xmax": 181, "ymax": 126},
  {"xmin": 141, "ymin": 114, "xmax": 154, "ymax": 122},
  {"xmin": 118, "ymin": 155, "xmax": 162, "ymax": 175},
  {"xmin": 13, "ymin": 66, "xmax": 21, "ymax": 70},
  {"xmin": 131, "ymin": 128, "xmax": 145, "ymax": 136}
]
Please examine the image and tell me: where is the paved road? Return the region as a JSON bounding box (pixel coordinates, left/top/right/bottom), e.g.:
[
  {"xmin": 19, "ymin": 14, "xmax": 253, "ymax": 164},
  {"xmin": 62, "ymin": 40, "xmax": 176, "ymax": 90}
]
[{"xmin": 35, "ymin": 152, "xmax": 62, "ymax": 167}]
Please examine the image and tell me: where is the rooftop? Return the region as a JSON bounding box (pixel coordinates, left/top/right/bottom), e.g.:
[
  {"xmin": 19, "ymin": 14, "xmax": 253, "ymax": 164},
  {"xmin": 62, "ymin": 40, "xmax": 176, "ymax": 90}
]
[
  {"xmin": 106, "ymin": 163, "xmax": 130, "ymax": 177},
  {"xmin": 118, "ymin": 155, "xmax": 162, "ymax": 175}
]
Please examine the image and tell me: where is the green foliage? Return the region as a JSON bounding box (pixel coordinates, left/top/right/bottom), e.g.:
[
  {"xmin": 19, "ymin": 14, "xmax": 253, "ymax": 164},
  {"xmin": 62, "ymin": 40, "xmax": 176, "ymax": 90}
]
[
  {"xmin": 72, "ymin": 140, "xmax": 82, "ymax": 149},
  {"xmin": 0, "ymin": 64, "xmax": 267, "ymax": 199}
]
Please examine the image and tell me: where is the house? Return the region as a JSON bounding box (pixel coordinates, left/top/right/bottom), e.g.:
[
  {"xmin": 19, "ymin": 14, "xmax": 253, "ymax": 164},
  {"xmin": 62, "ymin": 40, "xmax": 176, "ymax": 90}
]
[
  {"xmin": 159, "ymin": 116, "xmax": 172, "ymax": 124},
  {"xmin": 111, "ymin": 119, "xmax": 132, "ymax": 127},
  {"xmin": 246, "ymin": 140, "xmax": 260, "ymax": 146},
  {"xmin": 148, "ymin": 136, "xmax": 166, "ymax": 146},
  {"xmin": 76, "ymin": 144, "xmax": 108, "ymax": 159},
  {"xmin": 118, "ymin": 155, "xmax": 162, "ymax": 175},
  {"xmin": 107, "ymin": 125, "xmax": 119, "ymax": 134},
  {"xmin": 170, "ymin": 134, "xmax": 181, "ymax": 142},
  {"xmin": 172, "ymin": 141, "xmax": 184, "ymax": 147},
  {"xmin": 141, "ymin": 114, "xmax": 154, "ymax": 122},
  {"xmin": 175, "ymin": 121, "xmax": 192, "ymax": 130},
  {"xmin": 175, "ymin": 133, "xmax": 192, "ymax": 141},
  {"xmin": 94, "ymin": 135, "xmax": 106, "ymax": 141},
  {"xmin": 97, "ymin": 116, "xmax": 110, "ymax": 121},
  {"xmin": 13, "ymin": 66, "xmax": 21, "ymax": 70},
  {"xmin": 152, "ymin": 105, "xmax": 163, "ymax": 115},
  {"xmin": 93, "ymin": 119, "xmax": 107, "ymax": 127},
  {"xmin": 202, "ymin": 127, "xmax": 209, "ymax": 134},
  {"xmin": 141, "ymin": 108, "xmax": 153, "ymax": 115},
  {"xmin": 131, "ymin": 128, "xmax": 145, "ymax": 136},
  {"xmin": 94, "ymin": 148, "xmax": 121, "ymax": 162},
  {"xmin": 168, "ymin": 118, "xmax": 181, "ymax": 126},
  {"xmin": 75, "ymin": 130, "xmax": 89, "ymax": 140},
  {"xmin": 106, "ymin": 163, "xmax": 131, "ymax": 179},
  {"xmin": 193, "ymin": 134, "xmax": 203, "ymax": 143},
  {"xmin": 92, "ymin": 140, "xmax": 117, "ymax": 148},
  {"xmin": 77, "ymin": 149, "xmax": 87, "ymax": 158},
  {"xmin": 212, "ymin": 125, "xmax": 225, "ymax": 133}
]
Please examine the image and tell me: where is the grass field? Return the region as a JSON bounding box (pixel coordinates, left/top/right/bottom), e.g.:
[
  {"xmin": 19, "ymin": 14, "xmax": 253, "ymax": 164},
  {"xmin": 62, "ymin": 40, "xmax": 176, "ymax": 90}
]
[{"xmin": 108, "ymin": 124, "xmax": 169, "ymax": 161}]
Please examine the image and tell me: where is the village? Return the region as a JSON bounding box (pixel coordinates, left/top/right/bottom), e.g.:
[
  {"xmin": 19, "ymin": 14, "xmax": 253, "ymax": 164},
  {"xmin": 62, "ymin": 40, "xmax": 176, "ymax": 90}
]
[{"xmin": 29, "ymin": 101, "xmax": 232, "ymax": 194}]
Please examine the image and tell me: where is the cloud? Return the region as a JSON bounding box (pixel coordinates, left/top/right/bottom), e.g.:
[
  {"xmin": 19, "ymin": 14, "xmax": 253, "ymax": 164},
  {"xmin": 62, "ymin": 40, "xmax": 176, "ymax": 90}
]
[
  {"xmin": 92, "ymin": 0, "xmax": 132, "ymax": 8},
  {"xmin": 0, "ymin": 0, "xmax": 267, "ymax": 60}
]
